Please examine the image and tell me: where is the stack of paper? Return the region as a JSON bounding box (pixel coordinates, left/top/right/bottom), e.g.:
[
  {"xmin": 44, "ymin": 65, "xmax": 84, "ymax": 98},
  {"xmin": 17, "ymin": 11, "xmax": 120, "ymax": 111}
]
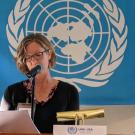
[{"xmin": 0, "ymin": 110, "xmax": 39, "ymax": 133}]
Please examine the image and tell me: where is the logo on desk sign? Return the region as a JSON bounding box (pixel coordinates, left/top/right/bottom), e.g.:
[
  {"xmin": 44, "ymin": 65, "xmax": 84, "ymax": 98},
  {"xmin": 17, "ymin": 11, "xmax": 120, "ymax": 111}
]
[
  {"xmin": 6, "ymin": 0, "xmax": 128, "ymax": 89},
  {"xmin": 68, "ymin": 126, "xmax": 77, "ymax": 134},
  {"xmin": 67, "ymin": 126, "xmax": 94, "ymax": 134}
]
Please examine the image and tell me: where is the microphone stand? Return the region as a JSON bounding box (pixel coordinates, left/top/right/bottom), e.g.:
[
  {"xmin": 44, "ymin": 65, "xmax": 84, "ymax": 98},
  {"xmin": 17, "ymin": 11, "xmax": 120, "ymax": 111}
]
[
  {"xmin": 31, "ymin": 77, "xmax": 36, "ymax": 121},
  {"xmin": 26, "ymin": 65, "xmax": 42, "ymax": 121}
]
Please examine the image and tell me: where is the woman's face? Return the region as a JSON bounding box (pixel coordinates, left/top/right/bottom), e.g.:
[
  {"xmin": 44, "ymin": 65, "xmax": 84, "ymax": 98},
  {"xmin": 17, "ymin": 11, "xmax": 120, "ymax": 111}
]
[{"xmin": 25, "ymin": 41, "xmax": 51, "ymax": 75}]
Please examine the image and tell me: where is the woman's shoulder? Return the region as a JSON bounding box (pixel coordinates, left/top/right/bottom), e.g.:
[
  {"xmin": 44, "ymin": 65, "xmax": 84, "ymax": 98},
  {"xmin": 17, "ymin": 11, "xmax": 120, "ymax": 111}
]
[
  {"xmin": 59, "ymin": 80, "xmax": 74, "ymax": 87},
  {"xmin": 6, "ymin": 79, "xmax": 29, "ymax": 90},
  {"xmin": 4, "ymin": 80, "xmax": 29, "ymax": 100},
  {"xmin": 58, "ymin": 80, "xmax": 78, "ymax": 92}
]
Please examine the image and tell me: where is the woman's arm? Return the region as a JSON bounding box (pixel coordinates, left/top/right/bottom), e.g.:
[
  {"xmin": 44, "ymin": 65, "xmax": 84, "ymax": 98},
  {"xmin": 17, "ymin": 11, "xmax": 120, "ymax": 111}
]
[
  {"xmin": 0, "ymin": 96, "xmax": 9, "ymax": 111},
  {"xmin": 67, "ymin": 85, "xmax": 80, "ymax": 111}
]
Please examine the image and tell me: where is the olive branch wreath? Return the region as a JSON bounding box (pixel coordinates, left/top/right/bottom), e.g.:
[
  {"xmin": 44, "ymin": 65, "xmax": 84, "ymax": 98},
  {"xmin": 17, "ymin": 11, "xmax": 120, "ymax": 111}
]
[
  {"xmin": 6, "ymin": 0, "xmax": 128, "ymax": 90},
  {"xmin": 6, "ymin": 0, "xmax": 30, "ymax": 57}
]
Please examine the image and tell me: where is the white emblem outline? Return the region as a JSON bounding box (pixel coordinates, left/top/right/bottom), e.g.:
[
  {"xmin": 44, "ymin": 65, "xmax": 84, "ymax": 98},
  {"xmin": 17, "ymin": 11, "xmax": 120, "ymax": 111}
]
[{"xmin": 6, "ymin": 0, "xmax": 128, "ymax": 89}]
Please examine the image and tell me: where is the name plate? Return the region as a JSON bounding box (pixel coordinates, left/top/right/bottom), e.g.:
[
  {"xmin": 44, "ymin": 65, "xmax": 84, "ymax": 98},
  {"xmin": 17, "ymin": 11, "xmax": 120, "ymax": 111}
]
[{"xmin": 53, "ymin": 125, "xmax": 107, "ymax": 135}]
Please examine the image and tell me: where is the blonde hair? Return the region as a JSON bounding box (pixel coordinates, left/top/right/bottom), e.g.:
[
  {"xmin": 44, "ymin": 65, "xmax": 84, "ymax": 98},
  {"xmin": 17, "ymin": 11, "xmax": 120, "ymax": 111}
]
[{"xmin": 16, "ymin": 33, "xmax": 56, "ymax": 74}]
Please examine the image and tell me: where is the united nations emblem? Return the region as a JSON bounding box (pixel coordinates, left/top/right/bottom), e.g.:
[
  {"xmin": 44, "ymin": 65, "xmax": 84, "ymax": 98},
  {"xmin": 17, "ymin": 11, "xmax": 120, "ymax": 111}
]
[
  {"xmin": 68, "ymin": 126, "xmax": 77, "ymax": 134},
  {"xmin": 6, "ymin": 0, "xmax": 128, "ymax": 90}
]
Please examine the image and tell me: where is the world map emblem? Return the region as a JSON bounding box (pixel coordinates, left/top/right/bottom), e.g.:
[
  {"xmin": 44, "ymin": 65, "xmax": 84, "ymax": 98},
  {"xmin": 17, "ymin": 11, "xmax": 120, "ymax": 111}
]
[{"xmin": 6, "ymin": 0, "xmax": 128, "ymax": 89}]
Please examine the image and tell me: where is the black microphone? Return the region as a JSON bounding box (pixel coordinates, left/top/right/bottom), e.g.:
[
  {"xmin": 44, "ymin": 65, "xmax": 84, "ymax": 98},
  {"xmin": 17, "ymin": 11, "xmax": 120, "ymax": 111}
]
[{"xmin": 26, "ymin": 65, "xmax": 42, "ymax": 78}]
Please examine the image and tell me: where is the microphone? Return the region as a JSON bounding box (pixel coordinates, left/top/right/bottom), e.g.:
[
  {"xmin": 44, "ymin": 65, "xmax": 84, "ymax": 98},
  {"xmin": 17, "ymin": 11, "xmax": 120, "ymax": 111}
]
[{"xmin": 26, "ymin": 65, "xmax": 42, "ymax": 78}]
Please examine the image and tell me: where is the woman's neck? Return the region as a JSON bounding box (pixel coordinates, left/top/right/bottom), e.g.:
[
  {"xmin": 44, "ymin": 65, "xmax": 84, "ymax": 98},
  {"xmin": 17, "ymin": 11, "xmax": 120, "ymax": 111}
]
[{"xmin": 35, "ymin": 71, "xmax": 53, "ymax": 85}]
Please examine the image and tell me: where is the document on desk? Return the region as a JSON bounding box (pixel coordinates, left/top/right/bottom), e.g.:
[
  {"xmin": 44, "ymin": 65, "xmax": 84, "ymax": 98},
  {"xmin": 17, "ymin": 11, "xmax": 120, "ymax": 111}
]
[{"xmin": 0, "ymin": 110, "xmax": 39, "ymax": 133}]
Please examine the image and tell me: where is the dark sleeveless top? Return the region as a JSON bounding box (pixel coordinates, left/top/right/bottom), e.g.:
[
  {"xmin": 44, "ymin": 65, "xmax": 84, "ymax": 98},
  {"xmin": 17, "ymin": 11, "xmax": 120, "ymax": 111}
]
[{"xmin": 4, "ymin": 80, "xmax": 79, "ymax": 133}]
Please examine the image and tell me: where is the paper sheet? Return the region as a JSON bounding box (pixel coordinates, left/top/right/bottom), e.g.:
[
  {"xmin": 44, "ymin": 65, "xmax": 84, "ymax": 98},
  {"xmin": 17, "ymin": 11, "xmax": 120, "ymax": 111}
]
[{"xmin": 0, "ymin": 110, "xmax": 39, "ymax": 133}]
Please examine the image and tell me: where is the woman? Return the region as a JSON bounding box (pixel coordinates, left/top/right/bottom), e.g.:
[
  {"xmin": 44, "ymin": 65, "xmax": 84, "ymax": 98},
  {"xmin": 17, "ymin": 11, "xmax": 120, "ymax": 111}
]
[{"xmin": 1, "ymin": 33, "xmax": 79, "ymax": 133}]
